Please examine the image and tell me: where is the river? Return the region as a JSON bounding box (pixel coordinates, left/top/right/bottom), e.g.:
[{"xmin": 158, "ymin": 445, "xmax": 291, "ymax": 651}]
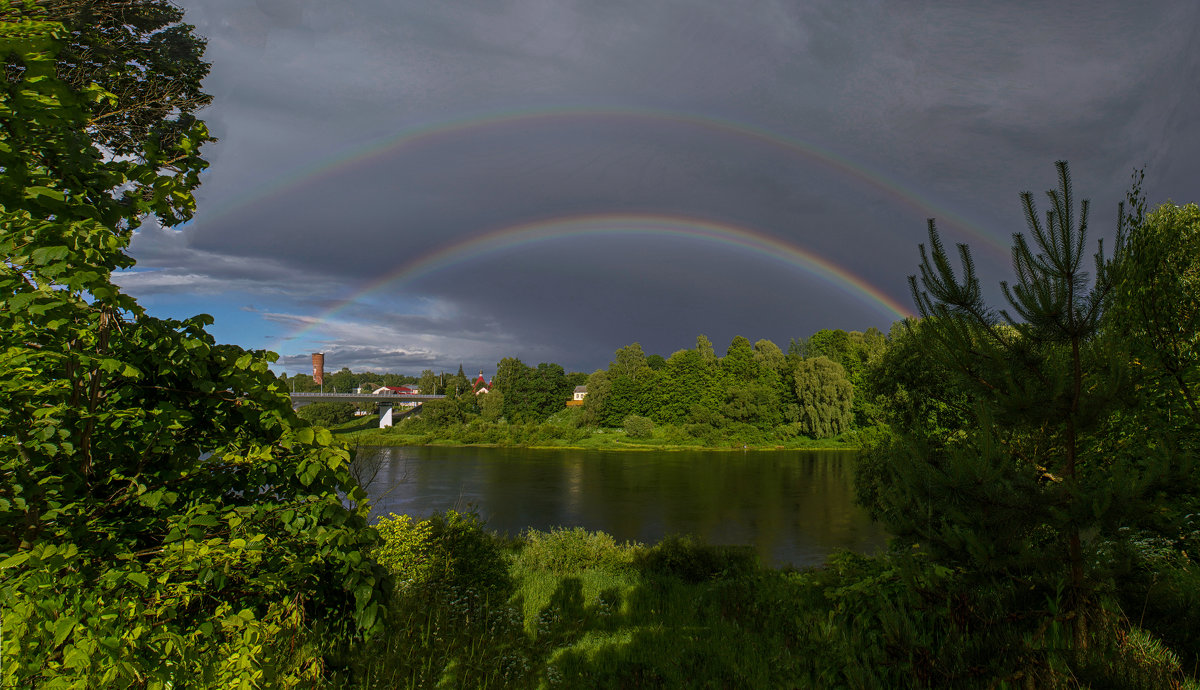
[{"xmin": 357, "ymin": 446, "xmax": 888, "ymax": 568}]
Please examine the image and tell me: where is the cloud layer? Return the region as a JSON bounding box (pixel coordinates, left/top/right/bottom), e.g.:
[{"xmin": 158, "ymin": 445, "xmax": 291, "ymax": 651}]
[{"xmin": 124, "ymin": 0, "xmax": 1200, "ymax": 374}]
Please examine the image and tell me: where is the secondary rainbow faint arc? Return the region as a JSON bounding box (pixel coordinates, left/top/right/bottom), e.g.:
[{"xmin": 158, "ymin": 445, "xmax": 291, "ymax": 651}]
[
  {"xmin": 202, "ymin": 105, "xmax": 1007, "ymax": 255},
  {"xmin": 288, "ymin": 214, "xmax": 914, "ymax": 340}
]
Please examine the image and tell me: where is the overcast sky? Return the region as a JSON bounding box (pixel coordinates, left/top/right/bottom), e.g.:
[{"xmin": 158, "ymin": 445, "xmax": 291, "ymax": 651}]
[{"xmin": 116, "ymin": 0, "xmax": 1200, "ymax": 377}]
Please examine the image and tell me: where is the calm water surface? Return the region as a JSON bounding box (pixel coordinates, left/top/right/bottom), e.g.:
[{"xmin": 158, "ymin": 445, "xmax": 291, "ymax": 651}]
[{"xmin": 359, "ymin": 446, "xmax": 887, "ymax": 568}]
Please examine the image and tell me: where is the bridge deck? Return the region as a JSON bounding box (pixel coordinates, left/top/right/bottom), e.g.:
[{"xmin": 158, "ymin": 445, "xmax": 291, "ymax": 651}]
[{"xmin": 289, "ymin": 392, "xmax": 446, "ymax": 404}]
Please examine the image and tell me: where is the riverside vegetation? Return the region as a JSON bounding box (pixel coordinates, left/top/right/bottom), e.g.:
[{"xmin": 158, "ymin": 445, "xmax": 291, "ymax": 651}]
[
  {"xmin": 3, "ymin": 3, "xmax": 1200, "ymax": 688},
  {"xmin": 293, "ymin": 327, "xmax": 880, "ymax": 450}
]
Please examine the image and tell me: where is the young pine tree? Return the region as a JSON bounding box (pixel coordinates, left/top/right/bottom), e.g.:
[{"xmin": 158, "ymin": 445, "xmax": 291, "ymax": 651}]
[{"xmin": 881, "ymin": 162, "xmax": 1145, "ymax": 648}]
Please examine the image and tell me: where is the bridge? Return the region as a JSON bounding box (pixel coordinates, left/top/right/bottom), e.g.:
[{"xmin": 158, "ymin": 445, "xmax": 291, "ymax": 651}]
[
  {"xmin": 289, "ymin": 392, "xmax": 446, "ymax": 428},
  {"xmin": 289, "ymin": 392, "xmax": 446, "ymax": 404}
]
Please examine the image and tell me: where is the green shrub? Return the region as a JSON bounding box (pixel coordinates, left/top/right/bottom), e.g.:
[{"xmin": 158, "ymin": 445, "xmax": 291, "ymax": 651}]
[
  {"xmin": 348, "ymin": 512, "xmax": 528, "ymax": 688},
  {"xmin": 623, "ymin": 414, "xmax": 654, "ymax": 439},
  {"xmin": 660, "ymin": 424, "xmax": 692, "ymax": 444},
  {"xmin": 416, "ymin": 396, "xmax": 467, "ymax": 427},
  {"xmin": 1121, "ymin": 561, "xmax": 1200, "ymax": 674},
  {"xmin": 636, "ymin": 535, "xmax": 758, "ymax": 583},
  {"xmin": 373, "ymin": 514, "xmax": 436, "ymax": 586},
  {"xmin": 517, "ymin": 527, "xmax": 641, "ymax": 574},
  {"xmin": 374, "ymin": 511, "xmax": 511, "ymax": 597},
  {"xmin": 296, "ymin": 401, "xmax": 358, "ymax": 427}
]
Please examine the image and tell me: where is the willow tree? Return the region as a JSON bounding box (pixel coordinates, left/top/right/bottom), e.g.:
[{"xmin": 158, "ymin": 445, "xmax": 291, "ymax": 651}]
[{"xmin": 793, "ymin": 356, "xmax": 852, "ymax": 438}]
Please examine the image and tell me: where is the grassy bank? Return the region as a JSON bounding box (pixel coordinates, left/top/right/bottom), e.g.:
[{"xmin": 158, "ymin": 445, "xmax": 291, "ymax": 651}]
[
  {"xmin": 328, "ymin": 414, "xmax": 862, "ymax": 451},
  {"xmin": 328, "ymin": 515, "xmax": 1200, "ymax": 689}
]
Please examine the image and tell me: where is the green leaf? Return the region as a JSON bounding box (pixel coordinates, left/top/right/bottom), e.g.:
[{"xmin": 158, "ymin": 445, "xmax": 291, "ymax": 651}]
[
  {"xmin": 299, "ymin": 463, "xmax": 320, "ymax": 487},
  {"xmin": 23, "ymin": 185, "xmax": 65, "ymax": 201},
  {"xmin": 127, "ymin": 572, "xmax": 149, "ymax": 589},
  {"xmin": 0, "ymin": 551, "xmax": 30, "ymax": 569},
  {"xmin": 63, "ymin": 646, "xmax": 90, "ymax": 669},
  {"xmin": 53, "ymin": 617, "xmax": 77, "ymax": 646},
  {"xmin": 29, "ymin": 245, "xmax": 69, "ymax": 265}
]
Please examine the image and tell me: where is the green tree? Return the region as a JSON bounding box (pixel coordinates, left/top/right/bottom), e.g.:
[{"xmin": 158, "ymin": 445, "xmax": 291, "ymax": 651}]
[
  {"xmin": 494, "ymin": 357, "xmax": 568, "ymax": 422},
  {"xmin": 752, "ymin": 338, "xmax": 786, "ymax": 374},
  {"xmin": 696, "ymin": 334, "xmax": 718, "ymax": 367},
  {"xmin": 478, "ymin": 389, "xmax": 504, "ymax": 421},
  {"xmin": 857, "ymin": 327, "xmax": 888, "ymax": 365},
  {"xmin": 792, "ymin": 357, "xmax": 853, "ymax": 438},
  {"xmin": 564, "ymin": 370, "xmax": 589, "ymax": 389},
  {"xmin": 885, "ymin": 161, "xmax": 1137, "ymax": 646},
  {"xmin": 296, "ymin": 401, "xmax": 358, "ymax": 427},
  {"xmin": 660, "ymin": 349, "xmax": 711, "ymax": 425},
  {"xmin": 1105, "ymin": 198, "xmax": 1200, "ymax": 667},
  {"xmin": 606, "ymin": 365, "xmax": 659, "ymax": 424},
  {"xmin": 446, "ymin": 364, "xmax": 471, "ymax": 398},
  {"xmin": 418, "ymin": 368, "xmax": 438, "ymax": 396},
  {"xmin": 786, "ymin": 336, "xmax": 806, "ymax": 359},
  {"xmin": 862, "ymin": 318, "xmax": 971, "ymax": 444},
  {"xmin": 721, "ymin": 335, "xmax": 759, "ymax": 383},
  {"xmin": 28, "ymin": 0, "xmax": 215, "ymax": 162},
  {"xmin": 609, "ymin": 342, "xmax": 647, "ymax": 379},
  {"xmin": 580, "ymin": 369, "xmax": 611, "ymax": 427},
  {"xmin": 527, "ymin": 361, "xmax": 570, "ymax": 418},
  {"xmin": 0, "ymin": 15, "xmax": 387, "ymax": 685},
  {"xmin": 381, "ymin": 372, "xmax": 417, "ymax": 388},
  {"xmin": 805, "ymin": 329, "xmax": 852, "ymax": 370},
  {"xmin": 722, "ymin": 380, "xmax": 782, "ymax": 430},
  {"xmin": 284, "ymin": 371, "xmax": 320, "ymax": 393},
  {"xmin": 603, "ymin": 342, "xmax": 657, "ymax": 424},
  {"xmin": 1111, "ymin": 201, "xmax": 1200, "ymax": 425},
  {"xmin": 421, "ymin": 396, "xmax": 468, "ymax": 427},
  {"xmin": 492, "ymin": 356, "xmax": 525, "ymax": 398},
  {"xmin": 329, "ymin": 366, "xmax": 355, "ymax": 393}
]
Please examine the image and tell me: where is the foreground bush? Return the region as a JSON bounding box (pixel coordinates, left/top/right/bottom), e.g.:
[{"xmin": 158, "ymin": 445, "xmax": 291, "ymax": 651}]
[
  {"xmin": 516, "ymin": 526, "xmax": 640, "ymax": 575},
  {"xmin": 636, "ymin": 535, "xmax": 758, "ymax": 583},
  {"xmin": 0, "ymin": 13, "xmax": 389, "ymax": 686},
  {"xmin": 374, "ymin": 510, "xmax": 511, "ymax": 596},
  {"xmin": 336, "ymin": 518, "xmax": 1200, "ymax": 689},
  {"xmin": 340, "ymin": 511, "xmax": 524, "ymax": 687}
]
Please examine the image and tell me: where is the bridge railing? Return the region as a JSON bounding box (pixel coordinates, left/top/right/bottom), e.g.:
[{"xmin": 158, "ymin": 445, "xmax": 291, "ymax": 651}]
[{"xmin": 289, "ymin": 392, "xmax": 446, "ymax": 399}]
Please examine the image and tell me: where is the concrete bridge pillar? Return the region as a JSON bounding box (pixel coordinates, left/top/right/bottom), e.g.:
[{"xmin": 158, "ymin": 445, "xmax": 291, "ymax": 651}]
[{"xmin": 379, "ymin": 402, "xmax": 393, "ymax": 428}]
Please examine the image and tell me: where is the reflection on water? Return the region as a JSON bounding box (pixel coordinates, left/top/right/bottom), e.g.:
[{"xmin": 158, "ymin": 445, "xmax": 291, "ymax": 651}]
[{"xmin": 361, "ymin": 446, "xmax": 887, "ymax": 568}]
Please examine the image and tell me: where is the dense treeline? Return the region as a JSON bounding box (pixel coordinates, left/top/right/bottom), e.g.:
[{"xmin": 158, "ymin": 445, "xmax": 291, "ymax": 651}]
[
  {"xmin": 344, "ymin": 328, "xmax": 885, "ymax": 446},
  {"xmin": 578, "ymin": 333, "xmax": 878, "ymax": 439},
  {"xmin": 281, "ymin": 367, "xmax": 417, "ymax": 393}
]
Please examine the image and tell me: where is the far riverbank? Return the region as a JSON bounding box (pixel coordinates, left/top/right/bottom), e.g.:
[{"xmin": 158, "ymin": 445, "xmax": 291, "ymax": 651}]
[{"xmin": 330, "ymin": 414, "xmax": 864, "ymax": 451}]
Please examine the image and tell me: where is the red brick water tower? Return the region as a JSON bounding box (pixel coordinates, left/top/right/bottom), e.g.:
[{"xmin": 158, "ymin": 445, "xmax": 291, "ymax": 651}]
[{"xmin": 312, "ymin": 352, "xmax": 325, "ymax": 386}]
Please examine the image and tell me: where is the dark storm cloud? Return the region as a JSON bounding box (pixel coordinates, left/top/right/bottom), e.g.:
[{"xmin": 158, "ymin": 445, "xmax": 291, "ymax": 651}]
[{"xmin": 131, "ymin": 0, "xmax": 1200, "ymax": 373}]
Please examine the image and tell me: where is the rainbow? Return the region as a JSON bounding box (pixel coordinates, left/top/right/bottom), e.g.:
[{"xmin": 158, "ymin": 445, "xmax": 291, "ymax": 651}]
[
  {"xmin": 289, "ymin": 214, "xmax": 914, "ymax": 340},
  {"xmin": 198, "ymin": 105, "xmax": 1008, "ymax": 255}
]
